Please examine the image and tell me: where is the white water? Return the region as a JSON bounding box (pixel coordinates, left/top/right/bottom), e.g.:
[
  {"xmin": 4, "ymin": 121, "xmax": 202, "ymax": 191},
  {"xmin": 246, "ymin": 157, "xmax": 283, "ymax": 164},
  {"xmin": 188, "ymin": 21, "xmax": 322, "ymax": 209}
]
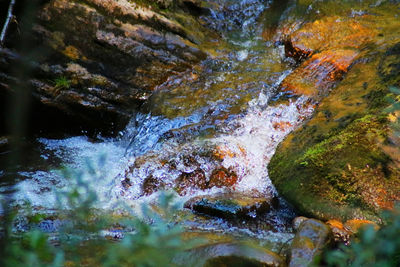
[{"xmin": 0, "ymin": 0, "xmax": 313, "ymax": 245}]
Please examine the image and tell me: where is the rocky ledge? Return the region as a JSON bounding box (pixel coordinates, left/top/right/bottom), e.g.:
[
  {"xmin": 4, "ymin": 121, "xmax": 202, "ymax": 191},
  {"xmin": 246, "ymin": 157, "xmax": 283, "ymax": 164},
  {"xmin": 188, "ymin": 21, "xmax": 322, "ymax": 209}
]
[{"xmin": 0, "ymin": 0, "xmax": 214, "ymax": 135}]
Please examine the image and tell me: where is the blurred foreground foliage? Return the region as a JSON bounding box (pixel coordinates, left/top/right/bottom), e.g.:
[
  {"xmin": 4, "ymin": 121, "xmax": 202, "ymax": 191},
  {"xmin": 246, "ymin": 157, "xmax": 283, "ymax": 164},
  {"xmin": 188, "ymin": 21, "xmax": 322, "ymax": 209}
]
[
  {"xmin": 325, "ymin": 205, "xmax": 400, "ymax": 267},
  {"xmin": 0, "ymin": 157, "xmax": 196, "ymax": 267}
]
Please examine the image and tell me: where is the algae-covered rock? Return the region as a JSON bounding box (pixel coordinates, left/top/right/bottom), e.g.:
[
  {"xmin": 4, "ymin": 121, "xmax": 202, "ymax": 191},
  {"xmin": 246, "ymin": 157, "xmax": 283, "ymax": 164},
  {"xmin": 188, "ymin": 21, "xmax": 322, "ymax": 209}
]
[
  {"xmin": 289, "ymin": 219, "xmax": 332, "ymax": 267},
  {"xmin": 269, "ymin": 0, "xmax": 400, "ymax": 222}
]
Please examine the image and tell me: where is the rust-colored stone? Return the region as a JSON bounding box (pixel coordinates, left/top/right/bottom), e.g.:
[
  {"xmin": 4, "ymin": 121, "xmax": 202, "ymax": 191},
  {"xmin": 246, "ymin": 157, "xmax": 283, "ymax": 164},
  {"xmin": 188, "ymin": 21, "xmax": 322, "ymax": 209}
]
[
  {"xmin": 343, "ymin": 219, "xmax": 379, "ymax": 234},
  {"xmin": 281, "ymin": 49, "xmax": 359, "ymax": 99},
  {"xmin": 326, "ymin": 220, "xmax": 351, "ymax": 244},
  {"xmin": 213, "ymin": 145, "xmax": 236, "ymax": 160},
  {"xmin": 208, "ymin": 167, "xmax": 238, "ymax": 188},
  {"xmin": 273, "ymin": 121, "xmax": 293, "ymax": 131},
  {"xmin": 285, "ymin": 16, "xmax": 375, "ymax": 59},
  {"xmin": 142, "ymin": 175, "xmax": 165, "ymax": 196},
  {"xmin": 175, "ymin": 168, "xmax": 207, "ymax": 195}
]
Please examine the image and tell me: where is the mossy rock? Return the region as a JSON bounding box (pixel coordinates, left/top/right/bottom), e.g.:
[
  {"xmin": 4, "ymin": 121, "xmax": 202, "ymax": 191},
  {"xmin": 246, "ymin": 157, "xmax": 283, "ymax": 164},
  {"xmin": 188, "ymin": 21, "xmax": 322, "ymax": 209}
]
[{"xmin": 269, "ymin": 39, "xmax": 400, "ymax": 221}]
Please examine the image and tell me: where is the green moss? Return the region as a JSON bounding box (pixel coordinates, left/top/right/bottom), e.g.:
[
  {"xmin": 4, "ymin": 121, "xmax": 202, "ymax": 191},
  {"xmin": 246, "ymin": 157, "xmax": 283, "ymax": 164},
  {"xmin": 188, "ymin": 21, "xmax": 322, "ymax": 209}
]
[{"xmin": 269, "ymin": 46, "xmax": 400, "ymax": 221}]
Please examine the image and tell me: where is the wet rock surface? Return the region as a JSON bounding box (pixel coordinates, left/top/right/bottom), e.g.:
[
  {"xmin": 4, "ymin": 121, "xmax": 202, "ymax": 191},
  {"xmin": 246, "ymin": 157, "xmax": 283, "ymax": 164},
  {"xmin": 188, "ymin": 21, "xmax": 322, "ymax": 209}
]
[
  {"xmin": 269, "ymin": 0, "xmax": 400, "ymax": 221},
  {"xmin": 184, "ymin": 192, "xmax": 277, "ymax": 220},
  {"xmin": 281, "ymin": 49, "xmax": 359, "ymax": 100},
  {"xmin": 175, "ymin": 242, "xmax": 285, "ymax": 267},
  {"xmin": 289, "ymin": 219, "xmax": 332, "ymax": 267},
  {"xmin": 0, "ymin": 0, "xmax": 213, "ymax": 135},
  {"xmin": 175, "ymin": 168, "xmax": 208, "ymax": 195}
]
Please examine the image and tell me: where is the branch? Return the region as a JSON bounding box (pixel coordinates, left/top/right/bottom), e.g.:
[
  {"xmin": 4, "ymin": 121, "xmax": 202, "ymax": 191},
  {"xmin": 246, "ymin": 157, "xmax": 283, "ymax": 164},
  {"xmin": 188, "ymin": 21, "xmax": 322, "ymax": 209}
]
[{"xmin": 0, "ymin": 0, "xmax": 16, "ymax": 47}]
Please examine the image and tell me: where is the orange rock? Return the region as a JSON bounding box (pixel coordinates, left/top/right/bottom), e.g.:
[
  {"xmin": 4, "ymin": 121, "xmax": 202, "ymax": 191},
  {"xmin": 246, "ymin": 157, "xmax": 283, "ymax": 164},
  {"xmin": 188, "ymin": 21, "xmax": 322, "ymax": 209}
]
[
  {"xmin": 281, "ymin": 49, "xmax": 359, "ymax": 98},
  {"xmin": 326, "ymin": 219, "xmax": 344, "ymax": 230},
  {"xmin": 273, "ymin": 121, "xmax": 293, "ymax": 131},
  {"xmin": 344, "ymin": 219, "xmax": 379, "ymax": 234},
  {"xmin": 286, "ymin": 16, "xmax": 375, "ymax": 59},
  {"xmin": 214, "ymin": 145, "xmax": 236, "ymax": 160},
  {"xmin": 208, "ymin": 167, "xmax": 238, "ymax": 188},
  {"xmin": 326, "ymin": 220, "xmax": 351, "ymax": 244}
]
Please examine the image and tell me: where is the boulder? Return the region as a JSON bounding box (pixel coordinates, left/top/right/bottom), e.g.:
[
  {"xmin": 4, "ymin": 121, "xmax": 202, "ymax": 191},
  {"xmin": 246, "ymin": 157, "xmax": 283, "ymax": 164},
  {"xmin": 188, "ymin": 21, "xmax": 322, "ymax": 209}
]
[
  {"xmin": 292, "ymin": 216, "xmax": 308, "ymax": 231},
  {"xmin": 184, "ymin": 192, "xmax": 275, "ymax": 220},
  {"xmin": 269, "ymin": 1, "xmax": 400, "ymax": 222},
  {"xmin": 289, "ymin": 219, "xmax": 332, "ymax": 267},
  {"xmin": 175, "ymin": 242, "xmax": 285, "ymax": 267}
]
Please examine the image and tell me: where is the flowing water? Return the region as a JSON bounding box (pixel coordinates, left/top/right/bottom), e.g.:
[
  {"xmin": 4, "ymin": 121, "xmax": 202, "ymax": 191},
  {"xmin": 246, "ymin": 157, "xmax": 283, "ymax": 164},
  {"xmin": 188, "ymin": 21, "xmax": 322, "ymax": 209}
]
[{"xmin": 0, "ymin": 0, "xmax": 315, "ymax": 252}]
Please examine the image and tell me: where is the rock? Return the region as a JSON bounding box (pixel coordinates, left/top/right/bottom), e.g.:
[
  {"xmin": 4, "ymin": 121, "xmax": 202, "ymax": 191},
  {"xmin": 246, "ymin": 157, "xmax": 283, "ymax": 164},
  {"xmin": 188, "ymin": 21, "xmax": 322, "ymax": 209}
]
[
  {"xmin": 326, "ymin": 220, "xmax": 350, "ymax": 245},
  {"xmin": 208, "ymin": 167, "xmax": 238, "ymax": 188},
  {"xmin": 281, "ymin": 49, "xmax": 359, "ymax": 100},
  {"xmin": 175, "ymin": 168, "xmax": 208, "ymax": 195},
  {"xmin": 175, "ymin": 242, "xmax": 285, "ymax": 267},
  {"xmin": 292, "ymin": 216, "xmax": 308, "ymax": 231},
  {"xmin": 173, "ymin": 166, "xmax": 240, "ymax": 196},
  {"xmin": 343, "ymin": 219, "xmax": 379, "ymax": 234},
  {"xmin": 269, "ymin": 2, "xmax": 400, "ymax": 221},
  {"xmin": 184, "ymin": 192, "xmax": 273, "ymax": 220},
  {"xmin": 284, "ymin": 16, "xmax": 375, "ymax": 60},
  {"xmin": 0, "ymin": 0, "xmax": 212, "ymax": 135},
  {"xmin": 121, "ymin": 177, "xmax": 132, "ymax": 190},
  {"xmin": 289, "ymin": 219, "xmax": 333, "ymax": 267},
  {"xmin": 142, "ymin": 175, "xmax": 166, "ymax": 196}
]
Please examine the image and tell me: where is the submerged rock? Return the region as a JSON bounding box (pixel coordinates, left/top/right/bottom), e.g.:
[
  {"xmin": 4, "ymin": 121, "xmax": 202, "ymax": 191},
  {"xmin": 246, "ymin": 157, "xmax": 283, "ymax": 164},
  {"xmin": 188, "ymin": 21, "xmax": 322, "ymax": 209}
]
[
  {"xmin": 208, "ymin": 167, "xmax": 238, "ymax": 188},
  {"xmin": 142, "ymin": 175, "xmax": 166, "ymax": 196},
  {"xmin": 289, "ymin": 219, "xmax": 332, "ymax": 267},
  {"xmin": 175, "ymin": 242, "xmax": 285, "ymax": 267},
  {"xmin": 184, "ymin": 192, "xmax": 275, "ymax": 220},
  {"xmin": 175, "ymin": 168, "xmax": 208, "ymax": 195}
]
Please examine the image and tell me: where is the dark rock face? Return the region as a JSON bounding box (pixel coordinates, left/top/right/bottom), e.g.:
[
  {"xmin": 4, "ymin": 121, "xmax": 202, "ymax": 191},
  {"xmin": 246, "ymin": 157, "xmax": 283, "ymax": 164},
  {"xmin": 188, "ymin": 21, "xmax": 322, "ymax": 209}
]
[
  {"xmin": 0, "ymin": 0, "xmax": 211, "ymax": 135},
  {"xmin": 289, "ymin": 219, "xmax": 332, "ymax": 267},
  {"xmin": 184, "ymin": 192, "xmax": 274, "ymax": 220}
]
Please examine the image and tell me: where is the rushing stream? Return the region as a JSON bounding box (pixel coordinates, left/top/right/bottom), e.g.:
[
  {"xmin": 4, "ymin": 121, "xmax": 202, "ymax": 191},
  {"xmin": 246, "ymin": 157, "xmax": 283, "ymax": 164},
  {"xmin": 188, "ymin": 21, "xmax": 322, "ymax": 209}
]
[{"xmin": 1, "ymin": 0, "xmax": 316, "ymax": 252}]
